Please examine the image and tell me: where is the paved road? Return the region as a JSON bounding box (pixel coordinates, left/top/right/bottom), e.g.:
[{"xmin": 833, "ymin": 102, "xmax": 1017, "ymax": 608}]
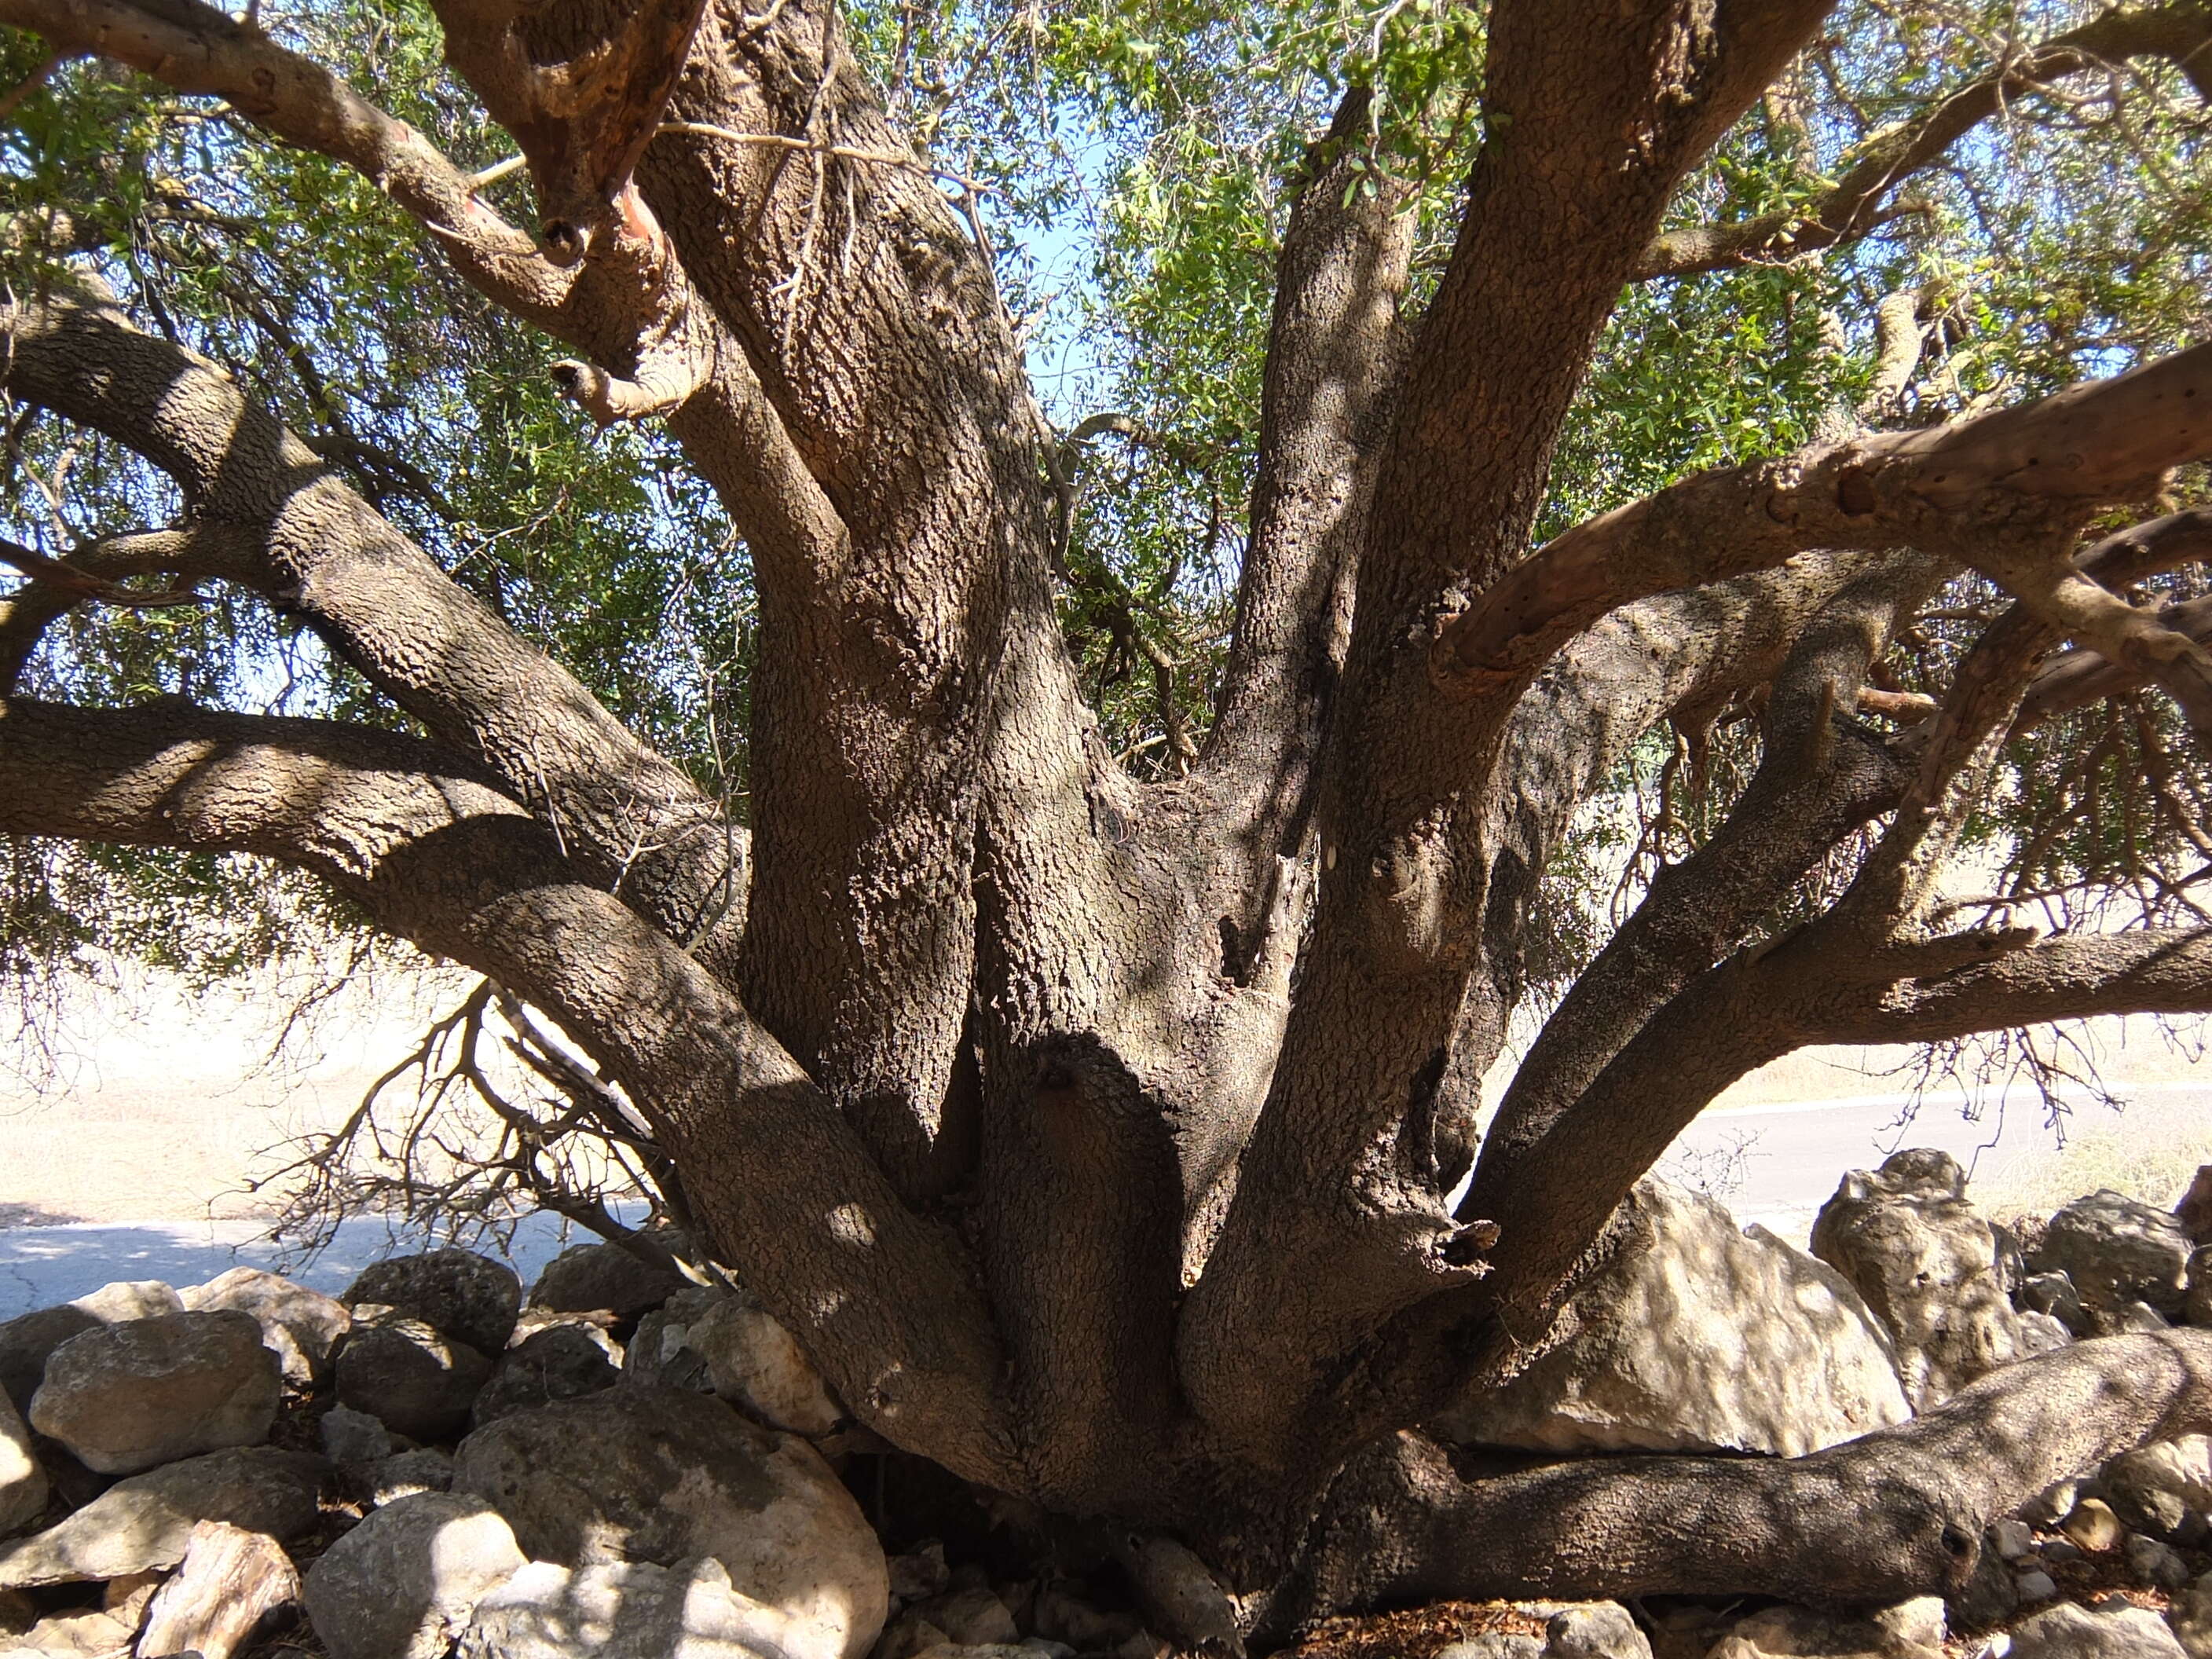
[{"xmin": 1672, "ymin": 1078, "xmax": 2212, "ymax": 1242}]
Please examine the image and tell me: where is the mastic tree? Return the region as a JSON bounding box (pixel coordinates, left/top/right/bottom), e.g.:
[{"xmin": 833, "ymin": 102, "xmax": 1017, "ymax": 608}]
[{"xmin": 6, "ymin": 0, "xmax": 2212, "ymax": 1635}]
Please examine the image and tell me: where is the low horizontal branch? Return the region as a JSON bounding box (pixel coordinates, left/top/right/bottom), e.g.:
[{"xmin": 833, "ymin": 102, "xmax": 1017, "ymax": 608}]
[{"xmin": 1434, "ymin": 340, "xmax": 2212, "ymax": 690}]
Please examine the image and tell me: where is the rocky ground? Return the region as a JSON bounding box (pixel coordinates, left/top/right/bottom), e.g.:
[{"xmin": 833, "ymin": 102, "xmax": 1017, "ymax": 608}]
[{"xmin": 3, "ymin": 1154, "xmax": 2212, "ymax": 1657}]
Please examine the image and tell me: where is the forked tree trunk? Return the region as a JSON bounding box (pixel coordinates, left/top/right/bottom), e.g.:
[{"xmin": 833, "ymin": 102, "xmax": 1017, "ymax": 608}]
[{"xmin": 8, "ymin": 0, "xmax": 2212, "ymax": 1646}]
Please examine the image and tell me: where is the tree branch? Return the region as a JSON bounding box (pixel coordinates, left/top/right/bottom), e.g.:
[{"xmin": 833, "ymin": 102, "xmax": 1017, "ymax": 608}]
[
  {"xmin": 0, "ymin": 293, "xmax": 752, "ymax": 971},
  {"xmin": 1273, "ymin": 1331, "xmax": 2212, "ymax": 1632},
  {"xmin": 1434, "ymin": 339, "xmax": 2212, "ymax": 690},
  {"xmin": 0, "ymin": 694, "xmax": 1021, "ymax": 1487},
  {"xmin": 1639, "ymin": 0, "xmax": 2212, "ymax": 280}
]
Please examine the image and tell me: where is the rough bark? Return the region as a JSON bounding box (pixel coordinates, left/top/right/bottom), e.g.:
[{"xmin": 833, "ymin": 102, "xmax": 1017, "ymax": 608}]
[{"xmin": 1270, "ymin": 1331, "xmax": 2212, "ymax": 1637}]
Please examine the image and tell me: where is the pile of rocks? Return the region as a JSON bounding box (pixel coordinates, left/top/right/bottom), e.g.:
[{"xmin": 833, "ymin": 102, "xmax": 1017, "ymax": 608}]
[{"xmin": 0, "ymin": 1237, "xmax": 1131, "ymax": 1659}]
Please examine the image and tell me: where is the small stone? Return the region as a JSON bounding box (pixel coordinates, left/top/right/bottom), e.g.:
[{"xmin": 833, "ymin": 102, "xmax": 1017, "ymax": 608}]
[
  {"xmin": 1434, "ymin": 1639, "xmax": 1543, "ymax": 1659},
  {"xmin": 912, "ymin": 1585, "xmax": 1017, "ymax": 1646},
  {"xmin": 335, "ymin": 1315, "xmax": 494, "ymax": 1441},
  {"xmin": 319, "ymin": 1404, "xmax": 396, "ymax": 1465},
  {"xmin": 469, "ymin": 1323, "xmax": 621, "ymax": 1428},
  {"xmin": 184, "ymin": 1268, "xmax": 353, "ymax": 1388},
  {"xmin": 1546, "ymin": 1600, "xmax": 1653, "ymax": 1657},
  {"xmin": 888, "ymin": 1543, "xmax": 950, "ymax": 1604},
  {"xmin": 2116, "ymin": 1301, "xmax": 2175, "ymax": 1333},
  {"xmin": 1028, "ymin": 1581, "xmax": 1135, "ymax": 1650},
  {"xmin": 346, "ymin": 1446, "xmax": 456, "ymax": 1508},
  {"xmin": 2042, "ymin": 1538, "xmax": 2086, "ymax": 1566},
  {"xmin": 622, "ymin": 1287, "xmax": 722, "ymax": 1393},
  {"xmin": 304, "ymin": 1491, "xmax": 526, "ymax": 1659},
  {"xmin": 455, "ymin": 1555, "xmax": 811, "ymax": 1659},
  {"xmin": 1722, "ymin": 1602, "xmax": 1941, "ymax": 1657},
  {"xmin": 0, "ymin": 1391, "xmax": 46, "ymax": 1538},
  {"xmin": 1949, "ymin": 1546, "xmax": 2020, "ymax": 1630},
  {"xmin": 2179, "ymin": 1167, "xmax": 2212, "ymax": 1244},
  {"xmin": 1874, "ymin": 1596, "xmax": 1946, "ymax": 1651},
  {"xmin": 877, "ymin": 1614, "xmax": 955, "ymax": 1659},
  {"xmin": 2187, "ymin": 1247, "xmax": 2212, "ymax": 1328},
  {"xmin": 2169, "ymin": 1570, "xmax": 2212, "ymax": 1657},
  {"xmin": 101, "ymin": 1566, "xmax": 166, "ymax": 1623},
  {"xmin": 2019, "ymin": 1272, "xmax": 2093, "ymax": 1337},
  {"xmin": 689, "ymin": 1291, "xmax": 842, "ymax": 1437},
  {"xmin": 343, "ymin": 1251, "xmax": 522, "ymax": 1358},
  {"xmin": 529, "ymin": 1240, "xmax": 691, "ymax": 1322},
  {"xmin": 0, "ymin": 1446, "xmax": 325, "ymax": 1588},
  {"xmin": 2064, "ymin": 1498, "xmax": 2128, "ymax": 1552},
  {"xmin": 2104, "ymin": 1437, "xmax": 2212, "ymax": 1540},
  {"xmin": 5, "ymin": 1605, "xmax": 136, "ymax": 1656},
  {"xmin": 2021, "ymin": 1475, "xmax": 2084, "ymax": 1527},
  {"xmin": 2017, "ymin": 1312, "xmax": 2074, "ymax": 1355},
  {"xmin": 2009, "ymin": 1600, "xmax": 2187, "ymax": 1657},
  {"xmin": 2014, "ymin": 1570, "xmax": 2059, "ymax": 1602},
  {"xmin": 28, "ymin": 1311, "xmax": 280, "ymax": 1474},
  {"xmin": 1989, "ymin": 1520, "xmax": 2034, "ymax": 1562},
  {"xmin": 2130, "ymin": 1533, "xmax": 2193, "ymax": 1589}
]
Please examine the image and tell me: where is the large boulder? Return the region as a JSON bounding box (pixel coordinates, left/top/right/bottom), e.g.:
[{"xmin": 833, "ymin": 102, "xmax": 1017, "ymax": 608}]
[
  {"xmin": 345, "ymin": 1250, "xmax": 522, "ymax": 1357},
  {"xmin": 2028, "ymin": 1190, "xmax": 2195, "ymax": 1320},
  {"xmin": 302, "ymin": 1490, "xmax": 526, "ymax": 1659},
  {"xmin": 689, "ymin": 1292, "xmax": 841, "ymax": 1437},
  {"xmin": 1437, "ymin": 1179, "xmax": 1910, "ymax": 1456},
  {"xmin": 530, "ymin": 1242, "xmax": 692, "ymax": 1322},
  {"xmin": 2009, "ymin": 1601, "xmax": 2188, "ymax": 1657},
  {"xmin": 1808, "ymin": 1148, "xmax": 2026, "ymax": 1407},
  {"xmin": 27, "ymin": 1311, "xmax": 280, "ymax": 1474},
  {"xmin": 456, "ymin": 1557, "xmax": 811, "ymax": 1659},
  {"xmin": 185, "ymin": 1266, "xmax": 353, "ymax": 1387},
  {"xmin": 0, "ymin": 1445, "xmax": 324, "ymax": 1587},
  {"xmin": 471, "ymin": 1323, "xmax": 623, "ymax": 1427},
  {"xmin": 455, "ymin": 1386, "xmax": 888, "ymax": 1659},
  {"xmin": 0, "ymin": 1393, "xmax": 44, "ymax": 1538},
  {"xmin": 335, "ymin": 1314, "xmax": 495, "ymax": 1441},
  {"xmin": 0, "ymin": 1281, "xmax": 183, "ymax": 1413}
]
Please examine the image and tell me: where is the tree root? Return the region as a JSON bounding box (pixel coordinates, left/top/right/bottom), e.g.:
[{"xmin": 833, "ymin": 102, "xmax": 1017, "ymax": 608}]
[{"xmin": 1258, "ymin": 1330, "xmax": 2212, "ymax": 1643}]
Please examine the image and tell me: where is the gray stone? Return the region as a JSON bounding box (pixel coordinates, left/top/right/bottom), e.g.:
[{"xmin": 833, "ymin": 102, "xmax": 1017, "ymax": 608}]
[
  {"xmin": 888, "ymin": 1544, "xmax": 950, "ymax": 1606},
  {"xmin": 1809, "ymin": 1149, "xmax": 2024, "ymax": 1407},
  {"xmin": 185, "ymin": 1266, "xmax": 353, "ymax": 1387},
  {"xmin": 0, "ymin": 1393, "xmax": 44, "ymax": 1538},
  {"xmin": 454, "ymin": 1386, "xmax": 888, "ymax": 1659},
  {"xmin": 1947, "ymin": 1545, "xmax": 2019, "ymax": 1631},
  {"xmin": 2009, "ymin": 1601, "xmax": 2188, "ymax": 1657},
  {"xmin": 320, "ymin": 1403, "xmax": 397, "ymax": 1465},
  {"xmin": 0, "ymin": 1445, "xmax": 324, "ymax": 1587},
  {"xmin": 1027, "ymin": 1583, "xmax": 1135, "ymax": 1651},
  {"xmin": 2013, "ymin": 1569, "xmax": 2059, "ymax": 1603},
  {"xmin": 335, "ymin": 1315, "xmax": 495, "ymax": 1441},
  {"xmin": 1545, "ymin": 1601, "xmax": 1652, "ymax": 1658},
  {"xmin": 1988, "ymin": 1520, "xmax": 2034, "ymax": 1562},
  {"xmin": 1439, "ymin": 1179, "xmax": 1910, "ymax": 1456},
  {"xmin": 2179, "ymin": 1167, "xmax": 2212, "ymax": 1244},
  {"xmin": 2, "ymin": 1606, "xmax": 136, "ymax": 1656},
  {"xmin": 2130, "ymin": 1533, "xmax": 2192, "ymax": 1588},
  {"xmin": 2065, "ymin": 1496, "xmax": 2128, "ymax": 1551},
  {"xmin": 530, "ymin": 1242, "xmax": 692, "ymax": 1322},
  {"xmin": 2020, "ymin": 1271, "xmax": 2093, "ymax": 1336},
  {"xmin": 1434, "ymin": 1640, "xmax": 1542, "ymax": 1659},
  {"xmin": 2016, "ymin": 1310, "xmax": 2074, "ymax": 1355},
  {"xmin": 456, "ymin": 1556, "xmax": 812, "ymax": 1659},
  {"xmin": 2028, "ymin": 1190, "xmax": 2195, "ymax": 1319},
  {"xmin": 28, "ymin": 1311, "xmax": 280, "ymax": 1474},
  {"xmin": 690, "ymin": 1292, "xmax": 841, "ymax": 1437},
  {"xmin": 0, "ymin": 1282, "xmax": 182, "ymax": 1414},
  {"xmin": 344, "ymin": 1251, "xmax": 522, "ymax": 1357},
  {"xmin": 624, "ymin": 1288, "xmax": 724, "ymax": 1393},
  {"xmin": 346, "ymin": 1447, "xmax": 457, "ymax": 1508},
  {"xmin": 303, "ymin": 1490, "xmax": 526, "ymax": 1659},
  {"xmin": 2169, "ymin": 1570, "xmax": 2212, "ymax": 1657},
  {"xmin": 2188, "ymin": 1247, "xmax": 2212, "ymax": 1328},
  {"xmin": 1713, "ymin": 1600, "xmax": 1942, "ymax": 1657},
  {"xmin": 904, "ymin": 1587, "xmax": 1016, "ymax": 1646},
  {"xmin": 471, "ymin": 1323, "xmax": 623, "ymax": 1427},
  {"xmin": 2104, "ymin": 1436, "xmax": 2212, "ymax": 1540}
]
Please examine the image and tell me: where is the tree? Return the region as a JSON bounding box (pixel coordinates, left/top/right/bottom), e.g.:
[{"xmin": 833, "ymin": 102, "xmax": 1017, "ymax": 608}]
[{"xmin": 4, "ymin": 0, "xmax": 2212, "ymax": 1638}]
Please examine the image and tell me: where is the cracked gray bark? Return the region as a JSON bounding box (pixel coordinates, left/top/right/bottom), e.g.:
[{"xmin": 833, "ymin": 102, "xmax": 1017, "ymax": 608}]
[{"xmin": 12, "ymin": 0, "xmax": 2212, "ymax": 1637}]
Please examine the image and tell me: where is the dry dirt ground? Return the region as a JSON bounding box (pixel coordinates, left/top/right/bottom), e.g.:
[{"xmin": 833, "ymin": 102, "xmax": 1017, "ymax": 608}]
[{"xmin": 1, "ymin": 961, "xmax": 2208, "ymax": 1232}]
